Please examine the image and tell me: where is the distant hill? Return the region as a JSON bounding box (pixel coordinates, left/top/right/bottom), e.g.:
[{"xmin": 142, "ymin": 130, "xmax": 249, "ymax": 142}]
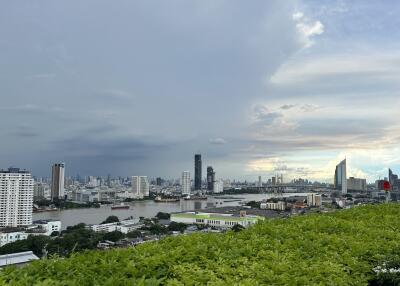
[{"xmin": 1, "ymin": 204, "xmax": 400, "ymax": 285}]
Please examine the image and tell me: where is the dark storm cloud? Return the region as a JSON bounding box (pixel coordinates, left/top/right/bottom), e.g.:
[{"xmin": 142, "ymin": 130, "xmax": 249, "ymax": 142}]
[{"xmin": 0, "ymin": 0, "xmax": 306, "ymax": 177}]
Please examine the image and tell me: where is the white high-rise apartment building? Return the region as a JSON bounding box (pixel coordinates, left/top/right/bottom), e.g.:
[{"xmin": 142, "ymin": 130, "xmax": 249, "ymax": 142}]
[
  {"xmin": 132, "ymin": 176, "xmax": 149, "ymax": 198},
  {"xmin": 213, "ymin": 180, "xmax": 224, "ymax": 194},
  {"xmin": 0, "ymin": 168, "xmax": 34, "ymax": 227},
  {"xmin": 181, "ymin": 171, "xmax": 191, "ymax": 195},
  {"xmin": 51, "ymin": 163, "xmax": 65, "ymax": 201}
]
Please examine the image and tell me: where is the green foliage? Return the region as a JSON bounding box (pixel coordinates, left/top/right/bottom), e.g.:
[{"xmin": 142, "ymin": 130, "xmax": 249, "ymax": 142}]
[
  {"xmin": 126, "ymin": 230, "xmax": 142, "ymax": 238},
  {"xmin": 245, "ymin": 200, "xmax": 261, "ymax": 208},
  {"xmin": 2, "ymin": 204, "xmax": 400, "ymax": 285},
  {"xmin": 231, "ymin": 224, "xmax": 245, "ymax": 232},
  {"xmin": 101, "ymin": 216, "xmax": 119, "ymax": 224},
  {"xmin": 167, "ymin": 222, "xmax": 187, "ymax": 233},
  {"xmin": 155, "ymin": 212, "xmax": 170, "ymax": 220},
  {"xmin": 103, "ymin": 231, "xmax": 125, "ymax": 242}
]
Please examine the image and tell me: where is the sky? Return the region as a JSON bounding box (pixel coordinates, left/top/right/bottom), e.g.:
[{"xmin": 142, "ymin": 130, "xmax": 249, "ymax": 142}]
[{"xmin": 1, "ymin": 0, "xmax": 399, "ymax": 182}]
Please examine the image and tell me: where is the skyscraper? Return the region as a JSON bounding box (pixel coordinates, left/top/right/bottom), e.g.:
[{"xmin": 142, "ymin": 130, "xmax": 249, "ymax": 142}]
[
  {"xmin": 181, "ymin": 171, "xmax": 191, "ymax": 195},
  {"xmin": 334, "ymin": 159, "xmax": 347, "ymax": 194},
  {"xmin": 0, "ymin": 168, "xmax": 33, "ymax": 227},
  {"xmin": 207, "ymin": 166, "xmax": 215, "ymax": 191},
  {"xmin": 132, "ymin": 176, "xmax": 150, "ymax": 198},
  {"xmin": 51, "ymin": 163, "xmax": 65, "ymax": 201},
  {"xmin": 194, "ymin": 154, "xmax": 202, "ymax": 191},
  {"xmin": 257, "ymin": 176, "xmax": 262, "ymax": 187}
]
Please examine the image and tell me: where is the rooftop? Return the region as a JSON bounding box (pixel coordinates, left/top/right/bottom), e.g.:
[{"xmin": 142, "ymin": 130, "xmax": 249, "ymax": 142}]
[
  {"xmin": 0, "ymin": 251, "xmax": 39, "ymax": 267},
  {"xmin": 0, "ymin": 168, "xmax": 30, "ymax": 174}
]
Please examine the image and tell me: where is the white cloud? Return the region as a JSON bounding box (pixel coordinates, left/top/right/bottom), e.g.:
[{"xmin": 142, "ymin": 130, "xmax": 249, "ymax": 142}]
[
  {"xmin": 209, "ymin": 138, "xmax": 227, "ymax": 145},
  {"xmin": 292, "ymin": 12, "xmax": 304, "ymax": 20},
  {"xmin": 292, "ymin": 11, "xmax": 324, "ymax": 48}
]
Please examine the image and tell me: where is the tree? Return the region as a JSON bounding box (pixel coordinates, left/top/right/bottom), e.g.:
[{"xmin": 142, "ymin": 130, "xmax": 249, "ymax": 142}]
[
  {"xmin": 167, "ymin": 222, "xmax": 187, "ymax": 233},
  {"xmin": 231, "ymin": 224, "xmax": 245, "ymax": 232},
  {"xmin": 103, "ymin": 231, "xmax": 125, "ymax": 242},
  {"xmin": 147, "ymin": 224, "xmax": 168, "ymax": 235},
  {"xmin": 156, "ymin": 212, "xmax": 170, "ymax": 220},
  {"xmin": 101, "ymin": 216, "xmax": 119, "ymax": 224},
  {"xmin": 126, "ymin": 230, "xmax": 142, "ymax": 238}
]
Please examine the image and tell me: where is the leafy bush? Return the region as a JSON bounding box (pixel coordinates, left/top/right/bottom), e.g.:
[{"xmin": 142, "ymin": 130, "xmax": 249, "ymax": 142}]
[
  {"xmin": 2, "ymin": 204, "xmax": 400, "ymax": 285},
  {"xmin": 101, "ymin": 215, "xmax": 119, "ymax": 224},
  {"xmin": 156, "ymin": 212, "xmax": 170, "ymax": 220}
]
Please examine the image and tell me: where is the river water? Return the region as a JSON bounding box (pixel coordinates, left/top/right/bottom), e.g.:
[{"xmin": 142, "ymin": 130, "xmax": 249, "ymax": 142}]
[{"xmin": 33, "ymin": 193, "xmax": 308, "ymax": 229}]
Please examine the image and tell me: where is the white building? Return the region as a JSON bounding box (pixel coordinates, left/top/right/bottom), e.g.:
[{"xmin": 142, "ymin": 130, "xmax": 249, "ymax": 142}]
[
  {"xmin": 171, "ymin": 211, "xmax": 264, "ymax": 228},
  {"xmin": 132, "ymin": 176, "xmax": 150, "ymax": 198},
  {"xmin": 0, "ymin": 168, "xmax": 34, "ymax": 227},
  {"xmin": 51, "ymin": 163, "xmax": 65, "ymax": 200},
  {"xmin": 90, "ymin": 219, "xmax": 142, "ymax": 234},
  {"xmin": 0, "ymin": 231, "xmax": 28, "ymax": 247},
  {"xmin": 32, "ymin": 220, "xmax": 62, "ymax": 236},
  {"xmin": 0, "ymin": 251, "xmax": 39, "ymax": 268},
  {"xmin": 213, "ymin": 180, "xmax": 224, "ymax": 194},
  {"xmin": 260, "ymin": 201, "xmax": 286, "ymax": 211},
  {"xmin": 181, "ymin": 171, "xmax": 191, "ymax": 195},
  {"xmin": 307, "ymin": 193, "xmax": 322, "ymax": 207}
]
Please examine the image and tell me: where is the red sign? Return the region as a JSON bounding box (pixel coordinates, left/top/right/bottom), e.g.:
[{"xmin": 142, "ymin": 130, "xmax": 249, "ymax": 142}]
[{"xmin": 383, "ymin": 181, "xmax": 391, "ymax": 191}]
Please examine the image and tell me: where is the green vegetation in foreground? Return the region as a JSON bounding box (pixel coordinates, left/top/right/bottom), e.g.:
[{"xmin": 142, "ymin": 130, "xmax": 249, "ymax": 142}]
[{"xmin": 2, "ymin": 204, "xmax": 400, "ymax": 285}]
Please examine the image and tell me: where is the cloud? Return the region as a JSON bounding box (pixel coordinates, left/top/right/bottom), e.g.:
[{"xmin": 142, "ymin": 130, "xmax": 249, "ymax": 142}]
[
  {"xmin": 209, "ymin": 138, "xmax": 227, "ymax": 145},
  {"xmin": 292, "ymin": 11, "xmax": 324, "ymax": 48},
  {"xmin": 300, "ymin": 104, "xmax": 320, "ymax": 112},
  {"xmin": 280, "ymin": 104, "xmax": 296, "ymax": 110},
  {"xmin": 253, "ymin": 105, "xmax": 283, "ymax": 125}
]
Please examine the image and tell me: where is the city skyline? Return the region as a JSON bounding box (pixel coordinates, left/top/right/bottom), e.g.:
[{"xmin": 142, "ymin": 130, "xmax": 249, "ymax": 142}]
[{"xmin": 1, "ymin": 1, "xmax": 400, "ymax": 181}]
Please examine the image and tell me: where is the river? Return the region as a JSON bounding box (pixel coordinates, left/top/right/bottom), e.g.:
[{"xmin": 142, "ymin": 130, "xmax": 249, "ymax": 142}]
[{"xmin": 33, "ymin": 193, "xmax": 309, "ymax": 229}]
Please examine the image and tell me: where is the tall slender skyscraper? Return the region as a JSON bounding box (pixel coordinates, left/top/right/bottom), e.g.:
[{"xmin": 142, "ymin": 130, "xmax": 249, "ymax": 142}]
[
  {"xmin": 51, "ymin": 163, "xmax": 65, "ymax": 201},
  {"xmin": 207, "ymin": 166, "xmax": 215, "ymax": 191},
  {"xmin": 0, "ymin": 168, "xmax": 33, "ymax": 227},
  {"xmin": 181, "ymin": 171, "xmax": 191, "ymax": 195},
  {"xmin": 194, "ymin": 154, "xmax": 202, "ymax": 191},
  {"xmin": 334, "ymin": 159, "xmax": 347, "ymax": 195}
]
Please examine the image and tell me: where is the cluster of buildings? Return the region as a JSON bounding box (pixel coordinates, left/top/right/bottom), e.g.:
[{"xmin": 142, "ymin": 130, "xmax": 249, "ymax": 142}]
[{"xmin": 180, "ymin": 154, "xmax": 225, "ymax": 196}]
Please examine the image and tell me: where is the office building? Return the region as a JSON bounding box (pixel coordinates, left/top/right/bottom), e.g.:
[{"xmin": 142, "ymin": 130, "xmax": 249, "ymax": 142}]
[
  {"xmin": 132, "ymin": 176, "xmax": 149, "ymax": 198},
  {"xmin": 334, "ymin": 159, "xmax": 347, "ymax": 194},
  {"xmin": 213, "ymin": 180, "xmax": 224, "ymax": 194},
  {"xmin": 51, "ymin": 163, "xmax": 65, "ymax": 201},
  {"xmin": 389, "ymin": 169, "xmax": 400, "ymax": 190},
  {"xmin": 194, "ymin": 154, "xmax": 202, "ymax": 191},
  {"xmin": 0, "ymin": 168, "xmax": 34, "ymax": 227},
  {"xmin": 207, "ymin": 166, "xmax": 215, "ymax": 191},
  {"xmin": 156, "ymin": 177, "xmax": 162, "ymax": 186},
  {"xmin": 181, "ymin": 171, "xmax": 191, "ymax": 195},
  {"xmin": 347, "ymin": 177, "xmax": 367, "ymax": 191}
]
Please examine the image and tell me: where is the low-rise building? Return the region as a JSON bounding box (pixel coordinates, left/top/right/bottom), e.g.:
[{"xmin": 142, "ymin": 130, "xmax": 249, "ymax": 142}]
[
  {"xmin": 0, "ymin": 231, "xmax": 28, "ymax": 247},
  {"xmin": 260, "ymin": 201, "xmax": 286, "ymax": 211},
  {"xmin": 90, "ymin": 219, "xmax": 142, "ymax": 233},
  {"xmin": 170, "ymin": 211, "xmax": 264, "ymax": 228},
  {"xmin": 32, "ymin": 220, "xmax": 61, "ymax": 236},
  {"xmin": 0, "ymin": 251, "xmax": 39, "ymax": 269}
]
